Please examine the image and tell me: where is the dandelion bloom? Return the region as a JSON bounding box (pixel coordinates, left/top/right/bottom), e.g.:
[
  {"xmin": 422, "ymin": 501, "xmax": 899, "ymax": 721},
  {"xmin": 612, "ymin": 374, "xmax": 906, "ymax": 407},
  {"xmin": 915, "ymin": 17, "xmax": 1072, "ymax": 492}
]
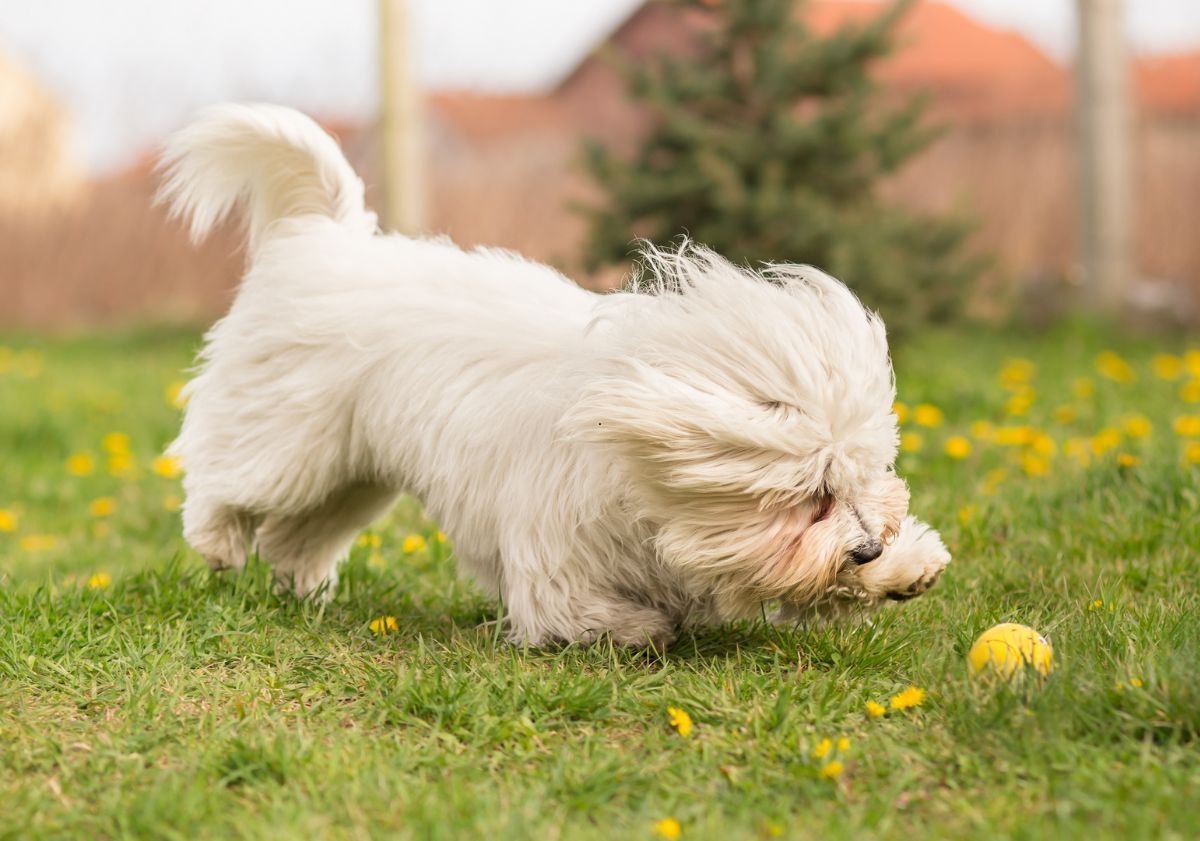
[
  {"xmin": 1181, "ymin": 381, "xmax": 1200, "ymax": 403},
  {"xmin": 889, "ymin": 686, "xmax": 926, "ymax": 710},
  {"xmin": 402, "ymin": 534, "xmax": 427, "ymax": 553},
  {"xmin": 1052, "ymin": 405, "xmax": 1077, "ymax": 425},
  {"xmin": 812, "ymin": 737, "xmax": 832, "ymax": 759},
  {"xmin": 819, "ymin": 760, "xmax": 844, "ymax": 780},
  {"xmin": 66, "ymin": 453, "xmax": 96, "ymax": 477},
  {"xmin": 1031, "ymin": 433, "xmax": 1057, "ymax": 457},
  {"xmin": 1091, "ymin": 428, "xmax": 1122, "ymax": 456},
  {"xmin": 88, "ymin": 497, "xmax": 116, "ymax": 518},
  {"xmin": 865, "ymin": 700, "xmax": 886, "ymax": 718},
  {"xmin": 163, "ymin": 494, "xmax": 183, "ymax": 513},
  {"xmin": 435, "ymin": 530, "xmax": 448, "ymax": 543},
  {"xmin": 913, "ymin": 404, "xmax": 944, "ymax": 428},
  {"xmin": 152, "ymin": 455, "xmax": 183, "ymax": 479},
  {"xmin": 1174, "ymin": 416, "xmax": 1200, "ymax": 437},
  {"xmin": 958, "ymin": 505, "xmax": 975, "ymax": 526},
  {"xmin": 1117, "ymin": 453, "xmax": 1140, "ymax": 468},
  {"xmin": 900, "ymin": 432, "xmax": 923, "ymax": 453},
  {"xmin": 993, "ymin": 426, "xmax": 1034, "ymax": 447},
  {"xmin": 1152, "ymin": 354, "xmax": 1182, "ymax": 380},
  {"xmin": 893, "ymin": 401, "xmax": 910, "ymax": 424},
  {"xmin": 836, "ymin": 737, "xmax": 851, "ymax": 752},
  {"xmin": 369, "ymin": 616, "xmax": 399, "ymax": 637},
  {"xmin": 1005, "ymin": 391, "xmax": 1033, "ymax": 417},
  {"xmin": 1187, "ymin": 350, "xmax": 1200, "ymax": 378},
  {"xmin": 653, "ymin": 818, "xmax": 682, "ymax": 840},
  {"xmin": 102, "ymin": 432, "xmax": 131, "ymax": 456},
  {"xmin": 1130, "ymin": 678, "xmax": 1144, "ymax": 688},
  {"xmin": 999, "ymin": 358, "xmax": 1036, "ymax": 389},
  {"xmin": 108, "ymin": 453, "xmax": 136, "ymax": 478},
  {"xmin": 356, "ymin": 532, "xmax": 382, "ymax": 548},
  {"xmin": 88, "ymin": 573, "xmax": 112, "ymax": 589},
  {"xmin": 1184, "ymin": 442, "xmax": 1200, "ymax": 466},
  {"xmin": 1122, "ymin": 415, "xmax": 1152, "ymax": 439},
  {"xmin": 0, "ymin": 509, "xmax": 17, "ymax": 532},
  {"xmin": 1021, "ymin": 454, "xmax": 1050, "ymax": 477},
  {"xmin": 20, "ymin": 535, "xmax": 57, "ymax": 552},
  {"xmin": 667, "ymin": 706, "xmax": 693, "ymax": 738},
  {"xmin": 1096, "ymin": 351, "xmax": 1135, "ymax": 384},
  {"xmin": 970, "ymin": 420, "xmax": 994, "ymax": 441},
  {"xmin": 944, "ymin": 436, "xmax": 971, "ymax": 459},
  {"xmin": 1072, "ymin": 378, "xmax": 1095, "ymax": 399}
]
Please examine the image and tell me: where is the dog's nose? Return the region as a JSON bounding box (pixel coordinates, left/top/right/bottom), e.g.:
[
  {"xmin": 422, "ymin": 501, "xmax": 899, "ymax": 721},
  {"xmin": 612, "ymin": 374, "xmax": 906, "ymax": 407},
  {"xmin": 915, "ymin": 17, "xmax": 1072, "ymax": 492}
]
[{"xmin": 849, "ymin": 540, "xmax": 883, "ymax": 565}]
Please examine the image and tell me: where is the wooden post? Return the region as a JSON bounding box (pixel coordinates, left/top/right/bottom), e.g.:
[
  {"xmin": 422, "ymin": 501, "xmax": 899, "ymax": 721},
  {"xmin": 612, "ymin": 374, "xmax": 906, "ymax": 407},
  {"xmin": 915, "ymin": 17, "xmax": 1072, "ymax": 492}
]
[
  {"xmin": 1075, "ymin": 0, "xmax": 1133, "ymax": 312},
  {"xmin": 379, "ymin": 0, "xmax": 425, "ymax": 234}
]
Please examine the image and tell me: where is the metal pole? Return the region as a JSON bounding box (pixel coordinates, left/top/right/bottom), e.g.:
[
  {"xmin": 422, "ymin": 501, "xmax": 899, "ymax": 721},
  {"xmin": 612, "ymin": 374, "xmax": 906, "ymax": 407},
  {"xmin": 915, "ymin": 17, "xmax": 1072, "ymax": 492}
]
[
  {"xmin": 379, "ymin": 0, "xmax": 425, "ymax": 234},
  {"xmin": 1075, "ymin": 0, "xmax": 1133, "ymax": 312}
]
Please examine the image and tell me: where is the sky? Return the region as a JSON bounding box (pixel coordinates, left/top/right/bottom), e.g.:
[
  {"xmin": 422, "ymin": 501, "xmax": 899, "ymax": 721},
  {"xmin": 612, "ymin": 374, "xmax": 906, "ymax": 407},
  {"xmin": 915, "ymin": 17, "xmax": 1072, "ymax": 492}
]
[{"xmin": 1, "ymin": 0, "xmax": 1198, "ymax": 173}]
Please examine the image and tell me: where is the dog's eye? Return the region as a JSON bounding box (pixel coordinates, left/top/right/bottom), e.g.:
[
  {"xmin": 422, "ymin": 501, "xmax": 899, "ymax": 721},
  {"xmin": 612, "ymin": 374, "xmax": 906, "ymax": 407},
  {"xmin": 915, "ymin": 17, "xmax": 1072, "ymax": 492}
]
[{"xmin": 812, "ymin": 494, "xmax": 835, "ymax": 522}]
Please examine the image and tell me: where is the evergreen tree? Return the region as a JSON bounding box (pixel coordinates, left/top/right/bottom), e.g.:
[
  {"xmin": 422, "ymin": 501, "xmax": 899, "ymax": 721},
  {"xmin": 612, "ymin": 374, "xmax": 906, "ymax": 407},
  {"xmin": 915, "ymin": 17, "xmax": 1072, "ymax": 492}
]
[{"xmin": 579, "ymin": 0, "xmax": 983, "ymax": 336}]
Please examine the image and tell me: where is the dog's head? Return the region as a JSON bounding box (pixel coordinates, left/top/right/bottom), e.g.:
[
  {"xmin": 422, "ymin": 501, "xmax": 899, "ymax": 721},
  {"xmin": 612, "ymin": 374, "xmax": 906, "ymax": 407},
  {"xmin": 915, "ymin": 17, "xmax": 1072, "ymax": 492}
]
[{"xmin": 568, "ymin": 244, "xmax": 946, "ymax": 617}]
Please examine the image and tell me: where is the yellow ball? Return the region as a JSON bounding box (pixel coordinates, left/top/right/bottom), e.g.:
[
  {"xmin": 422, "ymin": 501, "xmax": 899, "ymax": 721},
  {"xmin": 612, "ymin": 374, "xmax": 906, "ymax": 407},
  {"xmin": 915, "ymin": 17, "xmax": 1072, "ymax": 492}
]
[{"xmin": 967, "ymin": 623, "xmax": 1053, "ymax": 680}]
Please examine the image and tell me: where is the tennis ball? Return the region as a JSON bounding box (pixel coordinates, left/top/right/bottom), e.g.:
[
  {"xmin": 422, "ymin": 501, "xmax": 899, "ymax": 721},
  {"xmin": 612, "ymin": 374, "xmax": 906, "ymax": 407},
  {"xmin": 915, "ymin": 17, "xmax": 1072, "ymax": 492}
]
[{"xmin": 967, "ymin": 622, "xmax": 1053, "ymax": 680}]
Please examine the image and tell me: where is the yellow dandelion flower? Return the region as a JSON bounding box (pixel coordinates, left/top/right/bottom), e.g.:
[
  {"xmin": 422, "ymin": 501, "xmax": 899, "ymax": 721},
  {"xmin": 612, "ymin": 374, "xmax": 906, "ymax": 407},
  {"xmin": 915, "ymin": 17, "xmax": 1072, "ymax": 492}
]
[
  {"xmin": 893, "ymin": 401, "xmax": 910, "ymax": 424},
  {"xmin": 1072, "ymin": 377, "xmax": 1095, "ymax": 399},
  {"xmin": 20, "ymin": 535, "xmax": 57, "ymax": 552},
  {"xmin": 102, "ymin": 432, "xmax": 131, "ymax": 455},
  {"xmin": 889, "ymin": 686, "xmax": 926, "ymax": 710},
  {"xmin": 1181, "ymin": 381, "xmax": 1200, "ymax": 403},
  {"xmin": 944, "ymin": 436, "xmax": 971, "ymax": 459},
  {"xmin": 435, "ymin": 530, "xmax": 448, "ymax": 543},
  {"xmin": 913, "ymin": 404, "xmax": 944, "ymax": 428},
  {"xmin": 369, "ymin": 616, "xmax": 400, "ymax": 637},
  {"xmin": 836, "ymin": 737, "xmax": 851, "ymax": 752},
  {"xmin": 999, "ymin": 358, "xmax": 1036, "ymax": 389},
  {"xmin": 1174, "ymin": 416, "xmax": 1200, "ymax": 437},
  {"xmin": 1087, "ymin": 598, "xmax": 1104, "ymax": 612},
  {"xmin": 994, "ymin": 426, "xmax": 1034, "ymax": 447},
  {"xmin": 87, "ymin": 572, "xmax": 112, "ymax": 589},
  {"xmin": 165, "ymin": 380, "xmax": 189, "ymax": 409},
  {"xmin": 667, "ymin": 706, "xmax": 693, "ymax": 738},
  {"xmin": 66, "ymin": 452, "xmax": 96, "ymax": 477},
  {"xmin": 1052, "ymin": 405, "xmax": 1077, "ymax": 424},
  {"xmin": 1130, "ymin": 677, "xmax": 1144, "ymax": 688},
  {"xmin": 900, "ymin": 432, "xmax": 923, "ymax": 453},
  {"xmin": 356, "ymin": 532, "xmax": 383, "ymax": 548},
  {"xmin": 1005, "ymin": 390, "xmax": 1034, "ymax": 417},
  {"xmin": 107, "ymin": 453, "xmax": 136, "ymax": 478},
  {"xmin": 970, "ymin": 420, "xmax": 994, "ymax": 441},
  {"xmin": 653, "ymin": 818, "xmax": 682, "ymax": 840},
  {"xmin": 1152, "ymin": 353, "xmax": 1182, "ymax": 380},
  {"xmin": 1117, "ymin": 453, "xmax": 1140, "ymax": 468},
  {"xmin": 819, "ymin": 760, "xmax": 845, "ymax": 780},
  {"xmin": 1186, "ymin": 350, "xmax": 1200, "ymax": 378},
  {"xmin": 163, "ymin": 494, "xmax": 183, "ymax": 513},
  {"xmin": 88, "ymin": 497, "xmax": 116, "ymax": 518},
  {"xmin": 1031, "ymin": 432, "xmax": 1057, "ymax": 457},
  {"xmin": 1091, "ymin": 428, "xmax": 1122, "ymax": 456},
  {"xmin": 1122, "ymin": 415, "xmax": 1152, "ymax": 439},
  {"xmin": 958, "ymin": 504, "xmax": 976, "ymax": 526},
  {"xmin": 1184, "ymin": 442, "xmax": 1200, "ymax": 466},
  {"xmin": 1096, "ymin": 351, "xmax": 1135, "ymax": 384},
  {"xmin": 151, "ymin": 455, "xmax": 183, "ymax": 478},
  {"xmin": 1021, "ymin": 454, "xmax": 1050, "ymax": 477},
  {"xmin": 0, "ymin": 509, "xmax": 17, "ymax": 532},
  {"xmin": 812, "ymin": 737, "xmax": 832, "ymax": 759},
  {"xmin": 865, "ymin": 700, "xmax": 886, "ymax": 718},
  {"xmin": 402, "ymin": 534, "xmax": 427, "ymax": 553}
]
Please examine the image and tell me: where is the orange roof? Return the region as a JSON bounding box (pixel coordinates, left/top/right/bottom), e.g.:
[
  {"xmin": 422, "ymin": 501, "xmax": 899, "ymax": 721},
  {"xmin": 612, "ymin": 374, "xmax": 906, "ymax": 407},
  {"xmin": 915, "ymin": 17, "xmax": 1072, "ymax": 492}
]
[
  {"xmin": 805, "ymin": 1, "xmax": 1070, "ymax": 119},
  {"xmin": 1137, "ymin": 51, "xmax": 1200, "ymax": 115}
]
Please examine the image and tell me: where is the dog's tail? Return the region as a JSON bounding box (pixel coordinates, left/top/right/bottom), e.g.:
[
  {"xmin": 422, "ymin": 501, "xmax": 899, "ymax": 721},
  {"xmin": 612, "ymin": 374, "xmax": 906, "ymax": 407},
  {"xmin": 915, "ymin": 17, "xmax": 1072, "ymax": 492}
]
[{"xmin": 157, "ymin": 103, "xmax": 375, "ymax": 252}]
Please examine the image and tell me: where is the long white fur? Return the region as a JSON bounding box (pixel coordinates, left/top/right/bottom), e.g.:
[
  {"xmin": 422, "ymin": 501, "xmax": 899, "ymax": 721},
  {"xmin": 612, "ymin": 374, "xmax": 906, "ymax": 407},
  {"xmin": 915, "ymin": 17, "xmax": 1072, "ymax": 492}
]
[{"xmin": 159, "ymin": 103, "xmax": 950, "ymax": 646}]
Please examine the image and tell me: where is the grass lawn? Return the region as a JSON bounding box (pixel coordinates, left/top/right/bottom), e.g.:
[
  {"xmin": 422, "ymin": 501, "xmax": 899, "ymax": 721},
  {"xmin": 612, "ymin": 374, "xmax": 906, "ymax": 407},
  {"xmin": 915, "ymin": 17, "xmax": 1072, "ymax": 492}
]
[{"xmin": 2, "ymin": 322, "xmax": 1199, "ymax": 840}]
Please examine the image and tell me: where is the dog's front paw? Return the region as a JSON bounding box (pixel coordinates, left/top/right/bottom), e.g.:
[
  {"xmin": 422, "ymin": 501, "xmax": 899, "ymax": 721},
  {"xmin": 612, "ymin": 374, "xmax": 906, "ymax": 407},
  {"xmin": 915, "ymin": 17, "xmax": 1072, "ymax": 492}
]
[{"xmin": 857, "ymin": 516, "xmax": 950, "ymax": 603}]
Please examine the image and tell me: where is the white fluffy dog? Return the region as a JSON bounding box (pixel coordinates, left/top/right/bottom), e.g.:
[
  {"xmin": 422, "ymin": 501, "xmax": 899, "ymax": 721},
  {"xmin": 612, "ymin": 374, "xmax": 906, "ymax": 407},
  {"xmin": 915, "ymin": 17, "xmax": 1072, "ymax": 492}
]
[{"xmin": 160, "ymin": 103, "xmax": 949, "ymax": 647}]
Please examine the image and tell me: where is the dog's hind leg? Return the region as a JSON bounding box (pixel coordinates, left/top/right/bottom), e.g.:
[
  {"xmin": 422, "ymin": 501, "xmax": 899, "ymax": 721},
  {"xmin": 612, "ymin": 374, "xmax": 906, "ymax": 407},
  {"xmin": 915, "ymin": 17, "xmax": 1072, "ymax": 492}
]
[
  {"xmin": 255, "ymin": 482, "xmax": 399, "ymax": 598},
  {"xmin": 182, "ymin": 496, "xmax": 259, "ymax": 572}
]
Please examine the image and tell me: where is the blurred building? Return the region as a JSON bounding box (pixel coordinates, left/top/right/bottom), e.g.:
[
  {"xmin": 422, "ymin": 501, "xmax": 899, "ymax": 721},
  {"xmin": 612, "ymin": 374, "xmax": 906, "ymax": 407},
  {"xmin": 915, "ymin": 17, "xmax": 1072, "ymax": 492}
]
[{"xmin": 2, "ymin": 0, "xmax": 1199, "ymax": 327}]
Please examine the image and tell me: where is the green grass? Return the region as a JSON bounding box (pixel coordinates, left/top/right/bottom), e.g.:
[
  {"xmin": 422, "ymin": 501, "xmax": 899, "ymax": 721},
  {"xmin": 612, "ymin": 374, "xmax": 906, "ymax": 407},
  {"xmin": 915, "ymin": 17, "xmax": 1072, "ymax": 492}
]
[{"xmin": 2, "ymin": 323, "xmax": 1199, "ymax": 840}]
